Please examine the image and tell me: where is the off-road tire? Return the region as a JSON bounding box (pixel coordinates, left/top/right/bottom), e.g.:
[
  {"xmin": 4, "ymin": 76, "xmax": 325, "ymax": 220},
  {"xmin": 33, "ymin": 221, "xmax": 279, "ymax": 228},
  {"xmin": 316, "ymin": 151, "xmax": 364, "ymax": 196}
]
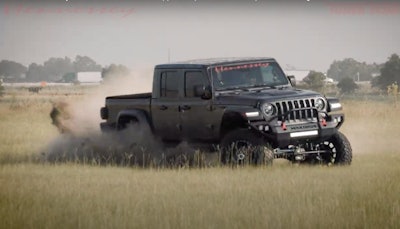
[
  {"xmin": 322, "ymin": 131, "xmax": 352, "ymax": 165},
  {"xmin": 221, "ymin": 129, "xmax": 273, "ymax": 166}
]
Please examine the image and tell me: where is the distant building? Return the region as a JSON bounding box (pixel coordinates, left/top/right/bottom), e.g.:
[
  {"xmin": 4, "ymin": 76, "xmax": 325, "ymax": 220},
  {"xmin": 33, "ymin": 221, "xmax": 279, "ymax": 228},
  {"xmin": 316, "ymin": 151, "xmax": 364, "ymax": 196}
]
[
  {"xmin": 76, "ymin": 72, "xmax": 102, "ymax": 84},
  {"xmin": 371, "ymin": 73, "xmax": 380, "ymax": 78},
  {"xmin": 62, "ymin": 72, "xmax": 103, "ymax": 85},
  {"xmin": 324, "ymin": 77, "xmax": 335, "ymax": 84}
]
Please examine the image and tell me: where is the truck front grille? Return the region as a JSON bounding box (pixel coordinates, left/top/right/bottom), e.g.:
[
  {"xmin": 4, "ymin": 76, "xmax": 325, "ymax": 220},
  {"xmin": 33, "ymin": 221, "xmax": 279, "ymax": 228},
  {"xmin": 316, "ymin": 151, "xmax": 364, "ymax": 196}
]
[{"xmin": 275, "ymin": 98, "xmax": 317, "ymax": 122}]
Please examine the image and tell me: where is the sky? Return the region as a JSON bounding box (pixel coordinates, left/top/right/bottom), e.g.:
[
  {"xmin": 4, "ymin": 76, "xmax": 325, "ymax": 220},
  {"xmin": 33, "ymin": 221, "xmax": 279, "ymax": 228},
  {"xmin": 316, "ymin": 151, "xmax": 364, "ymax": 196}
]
[{"xmin": 0, "ymin": 0, "xmax": 399, "ymax": 72}]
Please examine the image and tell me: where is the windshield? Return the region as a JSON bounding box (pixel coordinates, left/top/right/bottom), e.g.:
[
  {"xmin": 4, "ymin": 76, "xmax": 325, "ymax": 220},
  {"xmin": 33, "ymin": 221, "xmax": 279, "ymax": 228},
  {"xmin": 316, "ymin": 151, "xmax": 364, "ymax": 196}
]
[{"xmin": 211, "ymin": 61, "xmax": 289, "ymax": 91}]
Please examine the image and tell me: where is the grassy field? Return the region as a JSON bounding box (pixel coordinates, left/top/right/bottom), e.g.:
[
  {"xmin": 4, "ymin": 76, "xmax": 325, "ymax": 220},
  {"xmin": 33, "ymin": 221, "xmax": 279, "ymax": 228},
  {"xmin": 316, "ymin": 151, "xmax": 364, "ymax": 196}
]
[{"xmin": 1, "ymin": 86, "xmax": 400, "ymax": 228}]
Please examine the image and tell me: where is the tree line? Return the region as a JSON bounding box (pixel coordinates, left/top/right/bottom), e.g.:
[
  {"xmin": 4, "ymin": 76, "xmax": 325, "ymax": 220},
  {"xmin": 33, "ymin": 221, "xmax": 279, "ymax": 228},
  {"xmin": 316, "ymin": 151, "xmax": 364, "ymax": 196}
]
[
  {"xmin": 302, "ymin": 53, "xmax": 400, "ymax": 94},
  {"xmin": 0, "ymin": 55, "xmax": 129, "ymax": 83},
  {"xmin": 1, "ymin": 53, "xmax": 399, "ymax": 94}
]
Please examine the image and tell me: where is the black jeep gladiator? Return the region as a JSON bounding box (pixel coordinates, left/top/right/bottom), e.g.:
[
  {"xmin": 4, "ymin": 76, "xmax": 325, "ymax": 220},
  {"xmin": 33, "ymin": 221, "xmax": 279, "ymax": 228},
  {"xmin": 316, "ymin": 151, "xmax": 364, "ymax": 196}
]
[{"xmin": 100, "ymin": 57, "xmax": 352, "ymax": 165}]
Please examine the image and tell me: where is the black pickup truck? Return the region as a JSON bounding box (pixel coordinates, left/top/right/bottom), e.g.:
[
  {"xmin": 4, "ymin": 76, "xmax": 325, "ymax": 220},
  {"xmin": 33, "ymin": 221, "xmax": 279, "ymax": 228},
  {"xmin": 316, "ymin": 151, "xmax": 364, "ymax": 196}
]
[{"xmin": 100, "ymin": 57, "xmax": 352, "ymax": 165}]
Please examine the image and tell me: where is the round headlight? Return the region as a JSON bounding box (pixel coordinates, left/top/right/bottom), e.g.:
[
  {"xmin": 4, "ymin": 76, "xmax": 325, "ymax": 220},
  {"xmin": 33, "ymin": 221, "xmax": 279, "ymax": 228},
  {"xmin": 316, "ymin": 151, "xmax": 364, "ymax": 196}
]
[
  {"xmin": 261, "ymin": 103, "xmax": 275, "ymax": 116},
  {"xmin": 315, "ymin": 98, "xmax": 325, "ymax": 111}
]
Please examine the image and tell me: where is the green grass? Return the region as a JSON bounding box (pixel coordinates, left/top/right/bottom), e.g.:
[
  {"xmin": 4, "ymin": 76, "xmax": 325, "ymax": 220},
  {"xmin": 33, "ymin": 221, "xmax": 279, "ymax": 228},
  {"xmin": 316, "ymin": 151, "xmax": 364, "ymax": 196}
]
[{"xmin": 1, "ymin": 87, "xmax": 400, "ymax": 228}]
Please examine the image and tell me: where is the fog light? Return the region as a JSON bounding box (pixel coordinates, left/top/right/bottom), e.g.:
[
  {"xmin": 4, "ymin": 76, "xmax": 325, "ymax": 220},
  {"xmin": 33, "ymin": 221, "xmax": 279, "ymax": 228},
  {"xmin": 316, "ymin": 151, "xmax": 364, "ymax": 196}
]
[
  {"xmin": 330, "ymin": 103, "xmax": 342, "ymax": 111},
  {"xmin": 295, "ymin": 155, "xmax": 305, "ymax": 161},
  {"xmin": 245, "ymin": 111, "xmax": 260, "ymax": 118}
]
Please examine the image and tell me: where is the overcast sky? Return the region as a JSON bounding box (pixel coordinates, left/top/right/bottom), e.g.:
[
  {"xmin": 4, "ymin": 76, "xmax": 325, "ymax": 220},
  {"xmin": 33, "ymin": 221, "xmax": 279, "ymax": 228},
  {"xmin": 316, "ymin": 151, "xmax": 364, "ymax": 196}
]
[{"xmin": 0, "ymin": 0, "xmax": 399, "ymax": 72}]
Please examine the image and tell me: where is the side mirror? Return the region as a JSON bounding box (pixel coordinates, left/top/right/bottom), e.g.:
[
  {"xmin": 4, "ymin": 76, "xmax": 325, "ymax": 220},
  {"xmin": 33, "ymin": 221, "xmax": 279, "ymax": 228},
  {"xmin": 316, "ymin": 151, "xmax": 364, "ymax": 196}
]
[
  {"xmin": 287, "ymin": 75, "xmax": 296, "ymax": 87},
  {"xmin": 194, "ymin": 85, "xmax": 212, "ymax": 100}
]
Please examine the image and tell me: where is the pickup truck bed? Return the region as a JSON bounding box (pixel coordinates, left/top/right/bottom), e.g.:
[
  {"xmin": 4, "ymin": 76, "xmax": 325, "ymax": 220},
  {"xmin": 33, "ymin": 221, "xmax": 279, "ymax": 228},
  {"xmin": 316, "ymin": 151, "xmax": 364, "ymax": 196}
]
[
  {"xmin": 106, "ymin": 92, "xmax": 152, "ymax": 100},
  {"xmin": 104, "ymin": 92, "xmax": 152, "ymax": 127}
]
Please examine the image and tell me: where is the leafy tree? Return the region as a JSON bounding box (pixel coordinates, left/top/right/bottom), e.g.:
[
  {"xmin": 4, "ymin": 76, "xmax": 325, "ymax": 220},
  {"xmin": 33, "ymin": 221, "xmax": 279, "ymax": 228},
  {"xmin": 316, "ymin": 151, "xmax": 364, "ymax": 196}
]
[
  {"xmin": 372, "ymin": 54, "xmax": 400, "ymax": 90},
  {"xmin": 102, "ymin": 64, "xmax": 130, "ymax": 81},
  {"xmin": 26, "ymin": 63, "xmax": 47, "ymax": 82},
  {"xmin": 62, "ymin": 72, "xmax": 76, "ymax": 83},
  {"xmin": 43, "ymin": 57, "xmax": 74, "ymax": 81},
  {"xmin": 73, "ymin": 55, "xmax": 102, "ymax": 72},
  {"xmin": 327, "ymin": 58, "xmax": 380, "ymax": 82},
  {"xmin": 26, "ymin": 55, "xmax": 102, "ymax": 82},
  {"xmin": 303, "ymin": 71, "xmax": 326, "ymax": 91},
  {"xmin": 0, "ymin": 60, "xmax": 27, "ymax": 82},
  {"xmin": 337, "ymin": 77, "xmax": 358, "ymax": 94},
  {"xmin": 0, "ymin": 79, "xmax": 4, "ymax": 97}
]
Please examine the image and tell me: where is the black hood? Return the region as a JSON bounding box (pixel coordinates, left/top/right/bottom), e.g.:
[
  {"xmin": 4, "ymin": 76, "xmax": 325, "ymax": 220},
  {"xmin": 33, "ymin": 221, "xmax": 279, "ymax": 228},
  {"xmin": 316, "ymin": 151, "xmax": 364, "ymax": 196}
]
[{"xmin": 215, "ymin": 88, "xmax": 321, "ymax": 106}]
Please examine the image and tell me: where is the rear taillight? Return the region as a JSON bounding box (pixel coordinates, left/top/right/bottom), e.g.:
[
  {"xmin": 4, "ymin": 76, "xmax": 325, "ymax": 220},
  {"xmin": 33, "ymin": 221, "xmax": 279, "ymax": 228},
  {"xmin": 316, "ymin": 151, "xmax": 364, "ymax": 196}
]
[{"xmin": 100, "ymin": 107, "xmax": 108, "ymax": 119}]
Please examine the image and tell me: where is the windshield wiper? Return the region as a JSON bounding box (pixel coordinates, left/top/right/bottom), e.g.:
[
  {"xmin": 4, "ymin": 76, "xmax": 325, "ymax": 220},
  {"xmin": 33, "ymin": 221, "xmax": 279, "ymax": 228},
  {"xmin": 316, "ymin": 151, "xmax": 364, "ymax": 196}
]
[
  {"xmin": 239, "ymin": 84, "xmax": 274, "ymax": 90},
  {"xmin": 251, "ymin": 83, "xmax": 273, "ymax": 88},
  {"xmin": 272, "ymin": 84, "xmax": 290, "ymax": 89},
  {"xmin": 246, "ymin": 84, "xmax": 290, "ymax": 91},
  {"xmin": 215, "ymin": 86, "xmax": 250, "ymax": 92},
  {"xmin": 217, "ymin": 83, "xmax": 289, "ymax": 92}
]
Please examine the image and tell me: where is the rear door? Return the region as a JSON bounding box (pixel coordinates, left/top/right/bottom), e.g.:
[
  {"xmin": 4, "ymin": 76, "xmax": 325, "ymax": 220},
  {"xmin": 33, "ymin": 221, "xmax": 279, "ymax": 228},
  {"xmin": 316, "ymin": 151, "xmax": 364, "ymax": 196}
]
[{"xmin": 151, "ymin": 70, "xmax": 182, "ymax": 141}]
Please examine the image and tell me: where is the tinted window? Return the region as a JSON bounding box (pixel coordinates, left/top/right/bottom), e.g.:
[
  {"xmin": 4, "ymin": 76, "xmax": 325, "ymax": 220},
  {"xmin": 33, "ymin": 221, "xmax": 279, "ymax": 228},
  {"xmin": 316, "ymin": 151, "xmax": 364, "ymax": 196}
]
[
  {"xmin": 160, "ymin": 71, "xmax": 179, "ymax": 98},
  {"xmin": 185, "ymin": 71, "xmax": 208, "ymax": 97}
]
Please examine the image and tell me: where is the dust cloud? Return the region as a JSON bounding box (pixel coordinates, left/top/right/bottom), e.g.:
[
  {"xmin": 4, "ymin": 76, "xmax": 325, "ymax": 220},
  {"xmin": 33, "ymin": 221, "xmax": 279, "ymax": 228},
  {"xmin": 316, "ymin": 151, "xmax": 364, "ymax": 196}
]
[
  {"xmin": 340, "ymin": 101, "xmax": 400, "ymax": 155},
  {"xmin": 45, "ymin": 67, "xmax": 216, "ymax": 167},
  {"xmin": 67, "ymin": 66, "xmax": 154, "ymax": 135},
  {"xmin": 45, "ymin": 67, "xmax": 162, "ymax": 166},
  {"xmin": 45, "ymin": 125, "xmax": 163, "ymax": 166}
]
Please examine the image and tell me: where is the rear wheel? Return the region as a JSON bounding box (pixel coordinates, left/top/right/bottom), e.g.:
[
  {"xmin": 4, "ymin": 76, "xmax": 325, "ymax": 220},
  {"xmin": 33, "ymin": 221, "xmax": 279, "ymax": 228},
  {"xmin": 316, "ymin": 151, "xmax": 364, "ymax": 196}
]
[
  {"xmin": 116, "ymin": 117, "xmax": 157, "ymax": 166},
  {"xmin": 221, "ymin": 129, "xmax": 273, "ymax": 166}
]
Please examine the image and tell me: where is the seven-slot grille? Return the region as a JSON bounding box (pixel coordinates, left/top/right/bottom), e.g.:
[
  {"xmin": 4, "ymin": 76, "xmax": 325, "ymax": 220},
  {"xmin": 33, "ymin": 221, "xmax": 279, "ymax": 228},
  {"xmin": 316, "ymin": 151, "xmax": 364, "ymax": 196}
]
[{"xmin": 275, "ymin": 98, "xmax": 318, "ymax": 122}]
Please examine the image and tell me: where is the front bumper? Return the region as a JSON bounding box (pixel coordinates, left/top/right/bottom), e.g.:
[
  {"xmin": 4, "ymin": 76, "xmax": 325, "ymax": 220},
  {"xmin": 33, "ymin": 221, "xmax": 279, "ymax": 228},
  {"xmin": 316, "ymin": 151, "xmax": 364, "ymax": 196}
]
[{"xmin": 249, "ymin": 113, "xmax": 344, "ymax": 148}]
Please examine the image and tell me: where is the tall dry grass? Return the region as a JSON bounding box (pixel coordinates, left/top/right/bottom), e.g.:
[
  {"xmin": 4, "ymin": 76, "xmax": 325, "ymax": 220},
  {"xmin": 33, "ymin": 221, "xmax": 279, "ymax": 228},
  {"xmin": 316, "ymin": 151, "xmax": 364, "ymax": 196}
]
[
  {"xmin": 341, "ymin": 99, "xmax": 400, "ymax": 154},
  {"xmin": 1, "ymin": 157, "xmax": 399, "ymax": 229},
  {"xmin": 0, "ymin": 98, "xmax": 58, "ymax": 164}
]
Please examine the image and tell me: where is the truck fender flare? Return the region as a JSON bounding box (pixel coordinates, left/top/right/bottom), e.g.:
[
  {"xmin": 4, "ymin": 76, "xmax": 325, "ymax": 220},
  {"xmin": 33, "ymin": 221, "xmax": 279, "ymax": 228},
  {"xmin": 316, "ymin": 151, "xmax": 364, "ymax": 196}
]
[
  {"xmin": 116, "ymin": 109, "xmax": 153, "ymax": 133},
  {"xmin": 220, "ymin": 109, "xmax": 249, "ymax": 138}
]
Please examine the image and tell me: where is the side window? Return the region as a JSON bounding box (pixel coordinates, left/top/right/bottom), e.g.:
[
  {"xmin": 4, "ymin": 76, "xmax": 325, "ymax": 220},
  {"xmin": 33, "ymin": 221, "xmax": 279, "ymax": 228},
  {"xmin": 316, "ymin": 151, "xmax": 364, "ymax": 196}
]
[
  {"xmin": 160, "ymin": 71, "xmax": 179, "ymax": 98},
  {"xmin": 260, "ymin": 64, "xmax": 288, "ymax": 85},
  {"xmin": 184, "ymin": 71, "xmax": 208, "ymax": 97},
  {"xmin": 261, "ymin": 66, "xmax": 275, "ymax": 83}
]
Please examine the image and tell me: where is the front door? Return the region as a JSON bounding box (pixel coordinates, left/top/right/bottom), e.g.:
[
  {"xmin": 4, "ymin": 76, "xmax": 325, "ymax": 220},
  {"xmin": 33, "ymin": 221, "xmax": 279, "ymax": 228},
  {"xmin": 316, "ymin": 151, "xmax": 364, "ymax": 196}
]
[{"xmin": 180, "ymin": 70, "xmax": 219, "ymax": 141}]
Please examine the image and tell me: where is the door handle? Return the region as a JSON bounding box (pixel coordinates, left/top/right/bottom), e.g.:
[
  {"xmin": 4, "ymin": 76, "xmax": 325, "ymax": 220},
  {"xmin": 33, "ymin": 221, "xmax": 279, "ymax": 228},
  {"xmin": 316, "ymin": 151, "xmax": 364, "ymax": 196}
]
[
  {"xmin": 159, "ymin": 105, "xmax": 168, "ymax": 110},
  {"xmin": 179, "ymin": 105, "xmax": 191, "ymax": 111}
]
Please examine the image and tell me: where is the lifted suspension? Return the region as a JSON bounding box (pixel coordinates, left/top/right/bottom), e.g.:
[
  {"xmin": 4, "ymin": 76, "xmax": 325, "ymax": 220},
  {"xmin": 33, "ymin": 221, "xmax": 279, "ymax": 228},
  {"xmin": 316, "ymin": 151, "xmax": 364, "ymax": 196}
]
[{"xmin": 274, "ymin": 144, "xmax": 330, "ymax": 161}]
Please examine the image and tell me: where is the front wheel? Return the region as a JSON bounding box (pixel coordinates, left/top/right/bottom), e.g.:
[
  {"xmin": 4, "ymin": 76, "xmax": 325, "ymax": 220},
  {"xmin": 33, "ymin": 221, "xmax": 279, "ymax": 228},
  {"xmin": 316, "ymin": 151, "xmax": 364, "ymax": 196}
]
[
  {"xmin": 220, "ymin": 129, "xmax": 273, "ymax": 166},
  {"xmin": 319, "ymin": 131, "xmax": 352, "ymax": 165}
]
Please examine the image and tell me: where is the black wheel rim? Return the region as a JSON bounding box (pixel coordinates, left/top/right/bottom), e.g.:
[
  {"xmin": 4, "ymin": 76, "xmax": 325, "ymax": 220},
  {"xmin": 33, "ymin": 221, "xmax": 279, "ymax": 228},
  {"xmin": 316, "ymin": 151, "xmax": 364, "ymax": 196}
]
[
  {"xmin": 320, "ymin": 140, "xmax": 337, "ymax": 164},
  {"xmin": 226, "ymin": 140, "xmax": 258, "ymax": 165}
]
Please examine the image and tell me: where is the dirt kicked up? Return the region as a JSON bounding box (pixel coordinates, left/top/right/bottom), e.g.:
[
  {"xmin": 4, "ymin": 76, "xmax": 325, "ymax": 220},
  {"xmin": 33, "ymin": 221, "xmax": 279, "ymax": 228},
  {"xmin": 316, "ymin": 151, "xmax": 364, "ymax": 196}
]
[{"xmin": 47, "ymin": 101, "xmax": 218, "ymax": 167}]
